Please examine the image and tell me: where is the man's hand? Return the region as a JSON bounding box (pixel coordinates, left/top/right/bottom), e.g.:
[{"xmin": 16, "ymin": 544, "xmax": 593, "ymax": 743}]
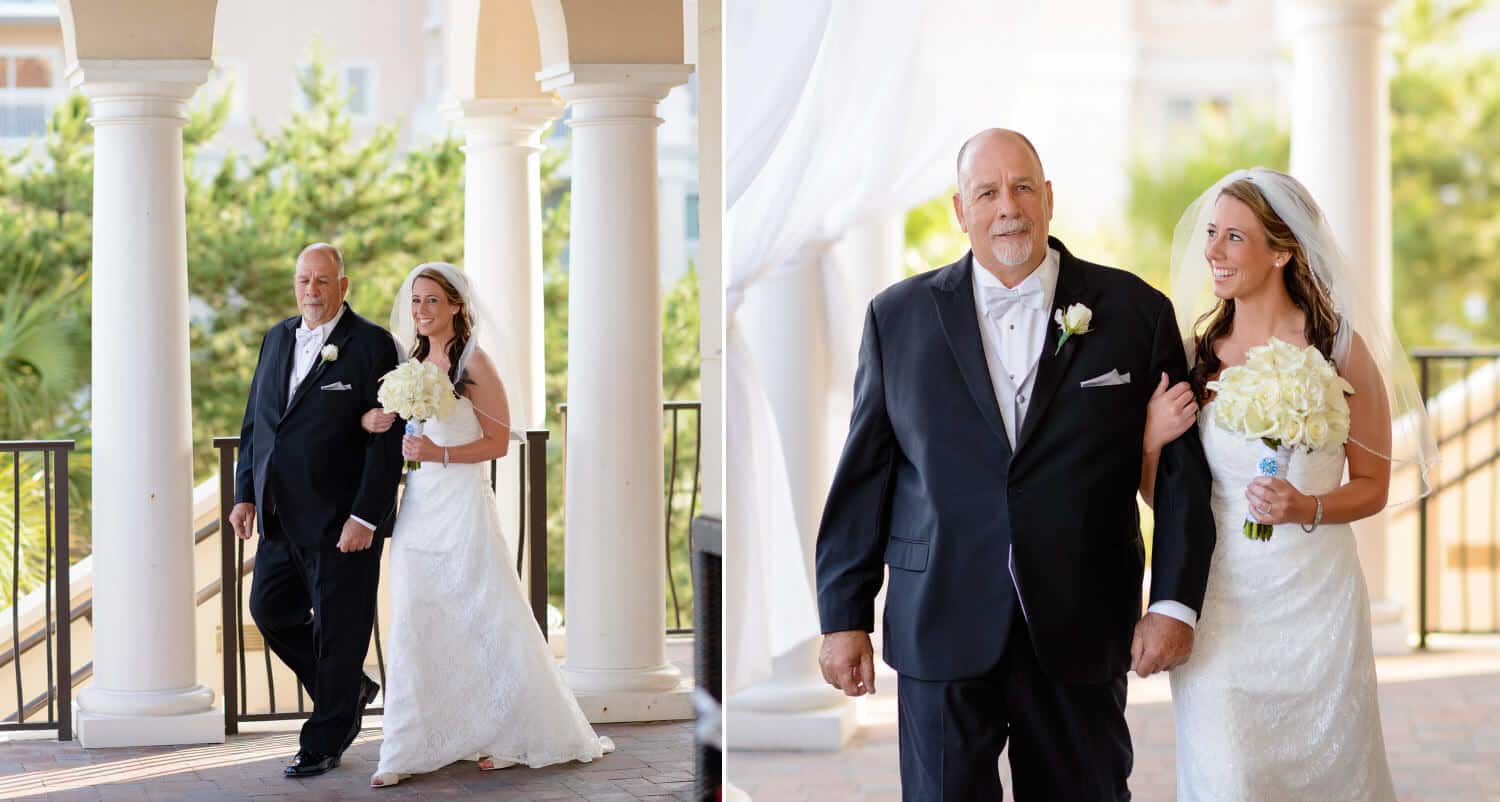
[
  {"xmin": 1131, "ymin": 612, "xmax": 1195, "ymax": 677},
  {"xmin": 229, "ymin": 503, "xmax": 257, "ymax": 541},
  {"xmin": 336, "ymin": 518, "xmax": 374, "ymax": 553},
  {"xmin": 362, "ymin": 407, "xmax": 398, "ymax": 433},
  {"xmin": 819, "ymin": 630, "xmax": 877, "ymax": 697}
]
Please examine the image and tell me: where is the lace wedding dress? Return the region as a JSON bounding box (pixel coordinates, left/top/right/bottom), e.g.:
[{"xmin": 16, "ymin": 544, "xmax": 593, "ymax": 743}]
[
  {"xmin": 1170, "ymin": 324, "xmax": 1395, "ymax": 801},
  {"xmin": 375, "ymin": 396, "xmax": 613, "ymax": 779}
]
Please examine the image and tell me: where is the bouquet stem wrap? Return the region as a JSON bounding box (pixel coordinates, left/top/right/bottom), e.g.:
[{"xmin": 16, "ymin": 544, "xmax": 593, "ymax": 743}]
[
  {"xmin": 405, "ymin": 419, "xmax": 424, "ymax": 471},
  {"xmin": 1245, "ymin": 438, "xmax": 1293, "ymax": 541}
]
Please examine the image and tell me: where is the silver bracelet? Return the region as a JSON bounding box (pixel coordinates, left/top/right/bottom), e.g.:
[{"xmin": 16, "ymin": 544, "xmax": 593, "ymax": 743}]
[
  {"xmin": 443, "ymin": 446, "xmax": 450, "ymax": 468},
  {"xmin": 1300, "ymin": 495, "xmax": 1323, "ymax": 533}
]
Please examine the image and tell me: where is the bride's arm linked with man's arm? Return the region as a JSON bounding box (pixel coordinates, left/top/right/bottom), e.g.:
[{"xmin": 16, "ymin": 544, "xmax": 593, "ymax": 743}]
[
  {"xmin": 1132, "ymin": 296, "xmax": 1218, "ymax": 678},
  {"xmin": 361, "ymin": 347, "xmax": 514, "ymax": 466}
]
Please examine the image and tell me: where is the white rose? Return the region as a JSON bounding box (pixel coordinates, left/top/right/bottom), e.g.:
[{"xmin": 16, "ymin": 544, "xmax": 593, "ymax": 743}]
[
  {"xmin": 1215, "ymin": 397, "xmax": 1246, "ymax": 432},
  {"xmin": 1251, "ymin": 376, "xmax": 1282, "ymax": 410},
  {"xmin": 1304, "ymin": 414, "xmax": 1332, "ymax": 451},
  {"xmin": 1059, "ymin": 303, "xmax": 1092, "ymax": 332},
  {"xmin": 1276, "ymin": 415, "xmax": 1304, "ymax": 447}
]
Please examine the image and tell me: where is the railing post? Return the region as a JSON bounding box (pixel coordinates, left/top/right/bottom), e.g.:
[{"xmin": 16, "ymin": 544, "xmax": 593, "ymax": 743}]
[
  {"xmin": 1418, "ymin": 357, "xmax": 1430, "ymax": 649},
  {"xmin": 215, "ymin": 438, "xmax": 240, "ymax": 734},
  {"xmin": 527, "ymin": 430, "xmax": 549, "ymax": 640},
  {"xmin": 54, "ymin": 445, "xmax": 71, "ymax": 742}
]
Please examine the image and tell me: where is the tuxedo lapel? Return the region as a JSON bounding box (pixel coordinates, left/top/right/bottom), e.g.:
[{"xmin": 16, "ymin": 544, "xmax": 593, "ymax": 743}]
[
  {"xmin": 284, "ymin": 304, "xmax": 356, "ymax": 419},
  {"xmin": 270, "ymin": 319, "xmax": 297, "ymax": 420},
  {"xmin": 930, "ymin": 255, "xmax": 1013, "ymax": 458},
  {"xmin": 1016, "ymin": 242, "xmax": 1092, "ymax": 455}
]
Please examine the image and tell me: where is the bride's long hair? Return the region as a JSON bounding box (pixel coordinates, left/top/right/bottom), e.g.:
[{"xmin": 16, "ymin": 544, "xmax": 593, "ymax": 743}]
[
  {"xmin": 409, "ymin": 267, "xmax": 475, "ymax": 394},
  {"xmin": 1188, "ymin": 178, "xmax": 1341, "ymax": 400}
]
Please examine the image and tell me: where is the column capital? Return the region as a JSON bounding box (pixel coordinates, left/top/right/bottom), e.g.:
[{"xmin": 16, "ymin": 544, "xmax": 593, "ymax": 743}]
[
  {"xmin": 447, "ymin": 97, "xmax": 564, "ymax": 150},
  {"xmin": 1287, "ymin": 0, "xmax": 1392, "ymax": 28},
  {"xmin": 536, "ymin": 63, "xmax": 693, "ymax": 108},
  {"xmin": 67, "ymin": 58, "xmax": 212, "ymax": 125}
]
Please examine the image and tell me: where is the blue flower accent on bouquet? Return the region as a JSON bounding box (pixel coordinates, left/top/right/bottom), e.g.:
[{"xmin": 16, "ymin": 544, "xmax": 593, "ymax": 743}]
[{"xmin": 1259, "ymin": 457, "xmax": 1280, "ymax": 477}]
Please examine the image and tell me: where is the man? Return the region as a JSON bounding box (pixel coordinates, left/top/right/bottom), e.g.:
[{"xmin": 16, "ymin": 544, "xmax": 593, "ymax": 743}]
[
  {"xmin": 228, "ymin": 242, "xmax": 403, "ymax": 778},
  {"xmin": 815, "ymin": 130, "xmax": 1216, "ymax": 800}
]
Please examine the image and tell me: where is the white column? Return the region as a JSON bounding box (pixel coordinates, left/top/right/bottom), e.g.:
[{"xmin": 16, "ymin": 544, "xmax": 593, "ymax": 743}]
[
  {"xmin": 70, "ymin": 59, "xmax": 223, "ymax": 748},
  {"xmin": 827, "ymin": 215, "xmax": 907, "ymax": 447},
  {"xmin": 540, "ymin": 63, "xmax": 695, "ymax": 721},
  {"xmin": 454, "ymin": 98, "xmax": 559, "ymax": 432},
  {"xmin": 730, "ymin": 246, "xmax": 856, "ymax": 751},
  {"xmin": 452, "ymin": 98, "xmax": 560, "ymax": 579},
  {"xmin": 1289, "ymin": 0, "xmax": 1407, "ymax": 654},
  {"xmin": 699, "ymin": 1, "xmax": 724, "ymax": 524}
]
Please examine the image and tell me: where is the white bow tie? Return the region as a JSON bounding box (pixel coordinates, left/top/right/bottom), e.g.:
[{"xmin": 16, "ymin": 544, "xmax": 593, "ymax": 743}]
[
  {"xmin": 981, "ymin": 283, "xmax": 1044, "ymax": 319},
  {"xmin": 295, "ymin": 327, "xmax": 323, "ymax": 349}
]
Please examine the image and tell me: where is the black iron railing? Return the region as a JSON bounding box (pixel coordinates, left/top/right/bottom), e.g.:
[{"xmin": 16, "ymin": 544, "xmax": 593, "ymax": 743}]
[
  {"xmin": 1413, "ymin": 349, "xmax": 1500, "ymax": 647},
  {"xmin": 214, "ymin": 431, "xmax": 549, "ymax": 735},
  {"xmin": 558, "ymin": 401, "xmax": 702, "ymax": 634},
  {"xmin": 0, "ymin": 440, "xmax": 73, "ymax": 741}
]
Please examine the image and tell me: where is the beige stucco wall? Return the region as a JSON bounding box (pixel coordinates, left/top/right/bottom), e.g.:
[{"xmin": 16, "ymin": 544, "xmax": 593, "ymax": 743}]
[
  {"xmin": 206, "ymin": 0, "xmax": 432, "ymax": 153},
  {"xmin": 534, "ymin": 0, "xmax": 684, "ymax": 69},
  {"xmin": 0, "ymin": 24, "xmax": 63, "ymax": 50}
]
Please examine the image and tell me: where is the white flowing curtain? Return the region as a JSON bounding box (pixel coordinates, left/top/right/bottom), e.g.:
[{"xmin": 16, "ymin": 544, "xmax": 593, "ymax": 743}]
[{"xmin": 725, "ymin": 0, "xmax": 1022, "ymax": 693}]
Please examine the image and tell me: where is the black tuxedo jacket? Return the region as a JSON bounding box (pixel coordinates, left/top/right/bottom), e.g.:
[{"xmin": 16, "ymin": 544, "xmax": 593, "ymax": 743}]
[
  {"xmin": 816, "ymin": 237, "xmax": 1216, "ymax": 684},
  {"xmin": 234, "ymin": 303, "xmax": 404, "ymax": 548}
]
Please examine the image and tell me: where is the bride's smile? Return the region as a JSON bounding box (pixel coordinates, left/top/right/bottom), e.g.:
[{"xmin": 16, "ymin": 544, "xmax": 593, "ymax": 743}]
[{"xmin": 1204, "ymin": 195, "xmax": 1289, "ymax": 301}]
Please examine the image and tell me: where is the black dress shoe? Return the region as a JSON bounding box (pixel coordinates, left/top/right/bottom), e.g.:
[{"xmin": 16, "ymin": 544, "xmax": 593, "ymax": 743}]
[
  {"xmin": 361, "ymin": 675, "xmax": 380, "ymax": 707},
  {"xmin": 284, "ymin": 749, "xmax": 339, "ymax": 778},
  {"xmin": 339, "ymin": 675, "xmax": 381, "ymax": 753}
]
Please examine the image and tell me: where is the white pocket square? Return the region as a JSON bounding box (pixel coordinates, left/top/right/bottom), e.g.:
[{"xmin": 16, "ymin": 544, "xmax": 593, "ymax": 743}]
[
  {"xmin": 1080, "ymin": 370, "xmax": 1130, "ymax": 388},
  {"xmin": 320, "ymin": 381, "xmax": 352, "ymax": 391}
]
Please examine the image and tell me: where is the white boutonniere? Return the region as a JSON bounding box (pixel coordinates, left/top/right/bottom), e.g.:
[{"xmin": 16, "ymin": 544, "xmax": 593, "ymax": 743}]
[
  {"xmin": 1053, "ymin": 303, "xmax": 1093, "ymax": 355},
  {"xmin": 321, "ymin": 344, "xmax": 339, "ymax": 363}
]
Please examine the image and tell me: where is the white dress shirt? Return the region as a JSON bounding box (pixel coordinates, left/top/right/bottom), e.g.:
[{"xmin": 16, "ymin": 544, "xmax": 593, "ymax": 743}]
[
  {"xmin": 288, "ymin": 304, "xmax": 346, "ymax": 405},
  {"xmin": 287, "ymin": 304, "xmax": 376, "ymax": 535},
  {"xmin": 972, "ymin": 248, "xmax": 1058, "ymax": 446},
  {"xmin": 971, "ymin": 252, "xmax": 1197, "ymax": 630}
]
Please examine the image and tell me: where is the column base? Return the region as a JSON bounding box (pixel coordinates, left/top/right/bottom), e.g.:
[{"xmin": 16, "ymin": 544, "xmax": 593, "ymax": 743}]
[
  {"xmin": 727, "ymin": 700, "xmax": 857, "ymax": 752},
  {"xmin": 1371, "ymin": 598, "xmax": 1411, "ymax": 655},
  {"xmin": 573, "ymin": 679, "xmax": 695, "ymax": 723},
  {"xmin": 77, "ymin": 707, "xmax": 224, "ymax": 748}
]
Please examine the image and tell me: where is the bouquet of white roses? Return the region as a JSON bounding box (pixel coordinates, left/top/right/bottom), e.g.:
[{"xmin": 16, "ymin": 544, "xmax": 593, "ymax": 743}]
[
  {"xmin": 377, "ymin": 360, "xmax": 456, "ymax": 470},
  {"xmin": 1207, "ymin": 337, "xmax": 1355, "ymax": 540}
]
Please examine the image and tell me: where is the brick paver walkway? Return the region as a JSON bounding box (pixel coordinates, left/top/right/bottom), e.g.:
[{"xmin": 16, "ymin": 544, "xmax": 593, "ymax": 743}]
[
  {"xmin": 0, "ymin": 720, "xmax": 695, "ymax": 801},
  {"xmin": 729, "ymin": 644, "xmax": 1500, "ymax": 801}
]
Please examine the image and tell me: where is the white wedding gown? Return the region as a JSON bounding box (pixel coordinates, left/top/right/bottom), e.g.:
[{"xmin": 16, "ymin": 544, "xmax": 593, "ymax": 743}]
[
  {"xmin": 375, "ymin": 396, "xmax": 613, "ymax": 777},
  {"xmin": 1170, "ymin": 325, "xmax": 1395, "ymax": 801}
]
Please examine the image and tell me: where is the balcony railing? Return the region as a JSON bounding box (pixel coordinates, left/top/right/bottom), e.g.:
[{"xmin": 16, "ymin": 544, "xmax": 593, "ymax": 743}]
[
  {"xmin": 1412, "ymin": 349, "xmax": 1500, "ymax": 647},
  {"xmin": 558, "ymin": 400, "xmax": 702, "ymax": 634},
  {"xmin": 212, "ymin": 431, "xmax": 549, "ymax": 735},
  {"xmin": 0, "ymin": 440, "xmax": 73, "ymax": 741}
]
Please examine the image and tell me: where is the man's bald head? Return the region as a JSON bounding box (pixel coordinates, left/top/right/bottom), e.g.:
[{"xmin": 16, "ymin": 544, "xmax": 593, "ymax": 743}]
[
  {"xmin": 298, "ymin": 242, "xmax": 344, "ymax": 276},
  {"xmin": 950, "ymin": 128, "xmax": 1054, "ymax": 277},
  {"xmin": 956, "ymin": 129, "xmax": 1045, "ymax": 187},
  {"xmin": 294, "ymin": 242, "xmax": 349, "ymax": 328}
]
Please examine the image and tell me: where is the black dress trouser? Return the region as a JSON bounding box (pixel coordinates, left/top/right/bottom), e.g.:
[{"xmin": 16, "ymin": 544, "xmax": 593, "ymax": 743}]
[
  {"xmin": 248, "ymin": 511, "xmax": 383, "ymax": 757},
  {"xmin": 896, "ymin": 610, "xmax": 1133, "ymax": 802}
]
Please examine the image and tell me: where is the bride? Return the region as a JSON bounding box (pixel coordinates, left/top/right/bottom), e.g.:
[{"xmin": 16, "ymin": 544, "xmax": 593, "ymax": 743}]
[
  {"xmin": 360, "ymin": 262, "xmax": 613, "ymax": 788},
  {"xmin": 1138, "ymin": 168, "xmax": 1436, "ymax": 801}
]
